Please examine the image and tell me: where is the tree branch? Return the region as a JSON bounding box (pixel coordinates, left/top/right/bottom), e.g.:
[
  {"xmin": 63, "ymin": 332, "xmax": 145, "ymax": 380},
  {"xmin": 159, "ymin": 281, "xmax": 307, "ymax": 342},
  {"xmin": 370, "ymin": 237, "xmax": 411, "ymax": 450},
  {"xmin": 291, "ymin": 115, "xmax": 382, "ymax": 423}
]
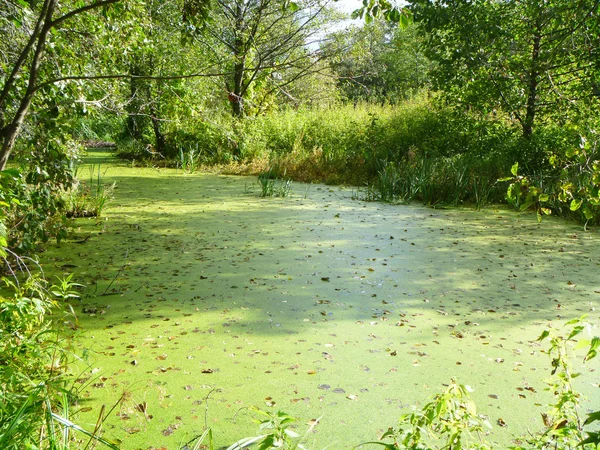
[{"xmin": 49, "ymin": 0, "xmax": 122, "ymax": 28}]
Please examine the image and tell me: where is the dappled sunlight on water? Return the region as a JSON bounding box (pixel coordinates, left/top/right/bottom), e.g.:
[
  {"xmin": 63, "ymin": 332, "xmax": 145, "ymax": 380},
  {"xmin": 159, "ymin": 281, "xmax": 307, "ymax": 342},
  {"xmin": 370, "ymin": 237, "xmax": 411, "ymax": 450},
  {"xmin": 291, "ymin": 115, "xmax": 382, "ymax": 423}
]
[{"xmin": 43, "ymin": 150, "xmax": 600, "ymax": 449}]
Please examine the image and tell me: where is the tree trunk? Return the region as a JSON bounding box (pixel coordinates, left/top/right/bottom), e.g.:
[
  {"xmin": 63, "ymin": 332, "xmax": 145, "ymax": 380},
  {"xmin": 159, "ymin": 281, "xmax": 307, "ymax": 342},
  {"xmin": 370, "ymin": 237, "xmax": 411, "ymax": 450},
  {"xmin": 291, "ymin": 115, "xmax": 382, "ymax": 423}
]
[
  {"xmin": 149, "ymin": 104, "xmax": 166, "ymax": 154},
  {"xmin": 523, "ymin": 22, "xmax": 542, "ymax": 139},
  {"xmin": 0, "ymin": 0, "xmax": 56, "ymax": 171},
  {"xmin": 230, "ymin": 0, "xmax": 245, "ymax": 118},
  {"xmin": 231, "ymin": 61, "xmax": 245, "ymax": 117},
  {"xmin": 126, "ymin": 64, "xmax": 146, "ymax": 140}
]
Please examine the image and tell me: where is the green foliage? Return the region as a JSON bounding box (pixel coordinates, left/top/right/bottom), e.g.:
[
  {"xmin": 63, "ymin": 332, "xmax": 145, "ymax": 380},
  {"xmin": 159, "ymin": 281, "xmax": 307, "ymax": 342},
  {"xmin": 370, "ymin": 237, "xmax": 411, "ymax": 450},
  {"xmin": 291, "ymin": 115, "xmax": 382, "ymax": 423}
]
[
  {"xmin": 178, "ymin": 147, "xmax": 202, "ymax": 174},
  {"xmin": 50, "ymin": 273, "xmax": 84, "ymax": 302},
  {"xmin": 228, "ymin": 408, "xmax": 320, "ymax": 450},
  {"xmin": 408, "ymin": 0, "xmax": 600, "ymax": 139},
  {"xmin": 365, "ymin": 155, "xmax": 503, "ymax": 208},
  {"xmin": 360, "ymin": 379, "xmax": 491, "ymax": 449},
  {"xmin": 504, "ymin": 133, "xmax": 600, "ymax": 225},
  {"xmin": 324, "ymin": 21, "xmax": 430, "ymax": 104},
  {"xmin": 0, "ymin": 164, "xmax": 68, "ymax": 254},
  {"xmin": 0, "ymin": 273, "xmax": 120, "ymax": 449},
  {"xmin": 510, "ymin": 317, "xmax": 599, "ymax": 449},
  {"xmin": 258, "ymin": 168, "xmax": 293, "ymax": 198}
]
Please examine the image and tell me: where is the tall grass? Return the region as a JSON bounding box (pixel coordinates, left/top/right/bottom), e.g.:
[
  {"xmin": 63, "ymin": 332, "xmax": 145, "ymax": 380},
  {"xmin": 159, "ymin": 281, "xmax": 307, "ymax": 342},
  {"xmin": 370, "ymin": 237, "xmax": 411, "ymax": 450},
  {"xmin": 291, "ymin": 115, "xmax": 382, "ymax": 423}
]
[
  {"xmin": 364, "ymin": 156, "xmax": 504, "ymax": 208},
  {"xmin": 0, "ymin": 274, "xmax": 119, "ymax": 449}
]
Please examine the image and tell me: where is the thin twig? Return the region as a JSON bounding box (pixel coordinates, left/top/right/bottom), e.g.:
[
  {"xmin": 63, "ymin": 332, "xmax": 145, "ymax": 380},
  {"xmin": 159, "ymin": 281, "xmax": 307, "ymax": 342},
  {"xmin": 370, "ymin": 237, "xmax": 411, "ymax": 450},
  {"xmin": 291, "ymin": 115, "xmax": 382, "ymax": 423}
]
[{"xmin": 102, "ymin": 249, "xmax": 128, "ymax": 295}]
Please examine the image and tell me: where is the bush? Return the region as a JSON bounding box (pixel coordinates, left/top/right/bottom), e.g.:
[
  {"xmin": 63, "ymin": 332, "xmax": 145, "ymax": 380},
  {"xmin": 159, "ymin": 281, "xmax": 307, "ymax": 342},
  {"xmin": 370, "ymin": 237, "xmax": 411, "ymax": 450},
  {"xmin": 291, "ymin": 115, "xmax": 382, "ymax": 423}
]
[{"xmin": 504, "ymin": 132, "xmax": 600, "ymax": 225}]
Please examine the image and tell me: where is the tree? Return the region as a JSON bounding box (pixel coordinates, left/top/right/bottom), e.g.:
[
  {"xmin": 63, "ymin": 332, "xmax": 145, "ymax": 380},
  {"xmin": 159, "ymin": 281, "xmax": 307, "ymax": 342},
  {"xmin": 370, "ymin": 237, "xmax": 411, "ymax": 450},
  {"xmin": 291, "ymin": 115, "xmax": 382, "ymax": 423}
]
[
  {"xmin": 324, "ymin": 20, "xmax": 430, "ymax": 103},
  {"xmin": 0, "ymin": 0, "xmax": 129, "ymax": 171},
  {"xmin": 408, "ymin": 0, "xmax": 600, "ymax": 139},
  {"xmin": 198, "ymin": 0, "xmax": 335, "ymax": 116}
]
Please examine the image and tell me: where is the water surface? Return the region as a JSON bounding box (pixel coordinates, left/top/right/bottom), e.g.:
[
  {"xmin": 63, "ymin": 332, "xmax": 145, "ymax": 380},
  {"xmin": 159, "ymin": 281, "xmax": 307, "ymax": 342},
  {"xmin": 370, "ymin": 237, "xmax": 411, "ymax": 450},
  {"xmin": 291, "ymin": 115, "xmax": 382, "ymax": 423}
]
[{"xmin": 43, "ymin": 151, "xmax": 600, "ymax": 449}]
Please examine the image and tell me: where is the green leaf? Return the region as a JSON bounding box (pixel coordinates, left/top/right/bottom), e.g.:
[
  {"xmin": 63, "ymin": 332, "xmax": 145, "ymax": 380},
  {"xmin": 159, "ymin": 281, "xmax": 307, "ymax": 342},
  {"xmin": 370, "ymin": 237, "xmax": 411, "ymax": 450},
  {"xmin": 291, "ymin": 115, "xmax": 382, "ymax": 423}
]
[
  {"xmin": 388, "ymin": 8, "xmax": 400, "ymax": 22},
  {"xmin": 584, "ymin": 337, "xmax": 599, "ymax": 362},
  {"xmin": 579, "ymin": 431, "xmax": 600, "ymax": 446},
  {"xmin": 570, "ymin": 198, "xmax": 583, "ymax": 211},
  {"xmin": 567, "ymin": 325, "xmax": 584, "ymax": 340},
  {"xmin": 583, "ymin": 411, "xmax": 600, "ymax": 426},
  {"xmin": 50, "ymin": 413, "xmax": 120, "ymax": 449},
  {"xmin": 566, "ymin": 147, "xmax": 578, "ymax": 158},
  {"xmin": 399, "ymin": 12, "xmax": 411, "ymax": 28},
  {"xmin": 565, "ymin": 316, "xmax": 585, "ymax": 326},
  {"xmin": 1, "ymin": 168, "xmax": 21, "ymax": 177},
  {"xmin": 537, "ymin": 330, "xmax": 550, "ymax": 342},
  {"xmin": 510, "ymin": 162, "xmax": 519, "ymax": 176},
  {"xmin": 582, "ymin": 205, "xmax": 595, "ymax": 220}
]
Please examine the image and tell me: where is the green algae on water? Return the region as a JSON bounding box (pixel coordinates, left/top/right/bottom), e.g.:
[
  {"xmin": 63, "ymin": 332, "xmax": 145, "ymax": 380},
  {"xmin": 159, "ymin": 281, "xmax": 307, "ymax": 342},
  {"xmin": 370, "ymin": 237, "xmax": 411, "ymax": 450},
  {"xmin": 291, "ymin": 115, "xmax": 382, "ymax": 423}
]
[{"xmin": 42, "ymin": 150, "xmax": 600, "ymax": 449}]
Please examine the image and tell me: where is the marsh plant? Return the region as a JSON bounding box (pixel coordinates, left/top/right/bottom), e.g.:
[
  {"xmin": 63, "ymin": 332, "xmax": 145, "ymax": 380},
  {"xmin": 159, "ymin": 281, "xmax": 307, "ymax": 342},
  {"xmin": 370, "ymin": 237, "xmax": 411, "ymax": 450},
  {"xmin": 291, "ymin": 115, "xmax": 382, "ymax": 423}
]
[
  {"xmin": 504, "ymin": 134, "xmax": 600, "ymax": 226},
  {"xmin": 361, "ymin": 379, "xmax": 492, "ymax": 450},
  {"xmin": 178, "ymin": 146, "xmax": 202, "ymax": 173},
  {"xmin": 258, "ymin": 168, "xmax": 293, "ymax": 198},
  {"xmin": 510, "ymin": 317, "xmax": 600, "ymax": 449},
  {"xmin": 364, "ymin": 156, "xmax": 503, "ymax": 209},
  {"xmin": 182, "ymin": 409, "xmax": 320, "ymax": 450},
  {"xmin": 65, "ymin": 164, "xmax": 114, "ymax": 219}
]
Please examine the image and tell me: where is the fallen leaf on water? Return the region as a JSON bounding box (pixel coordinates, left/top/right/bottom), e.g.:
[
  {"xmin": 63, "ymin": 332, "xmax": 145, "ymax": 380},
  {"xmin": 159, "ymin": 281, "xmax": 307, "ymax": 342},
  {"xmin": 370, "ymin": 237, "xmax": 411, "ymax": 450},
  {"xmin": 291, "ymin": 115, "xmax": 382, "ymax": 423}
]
[
  {"xmin": 162, "ymin": 423, "xmax": 180, "ymax": 436},
  {"xmin": 135, "ymin": 402, "xmax": 147, "ymax": 414},
  {"xmin": 346, "ymin": 394, "xmax": 358, "ymax": 400},
  {"xmin": 317, "ymin": 384, "xmax": 330, "ymax": 390},
  {"xmin": 497, "ymin": 418, "xmax": 507, "ymax": 427},
  {"xmin": 201, "ymin": 368, "xmax": 214, "ymax": 374}
]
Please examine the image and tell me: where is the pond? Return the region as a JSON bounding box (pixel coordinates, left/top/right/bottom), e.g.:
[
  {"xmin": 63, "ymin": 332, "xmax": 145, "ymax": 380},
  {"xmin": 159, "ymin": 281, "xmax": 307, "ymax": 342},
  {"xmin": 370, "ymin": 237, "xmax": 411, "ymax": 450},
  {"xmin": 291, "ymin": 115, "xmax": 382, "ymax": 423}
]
[{"xmin": 42, "ymin": 150, "xmax": 600, "ymax": 449}]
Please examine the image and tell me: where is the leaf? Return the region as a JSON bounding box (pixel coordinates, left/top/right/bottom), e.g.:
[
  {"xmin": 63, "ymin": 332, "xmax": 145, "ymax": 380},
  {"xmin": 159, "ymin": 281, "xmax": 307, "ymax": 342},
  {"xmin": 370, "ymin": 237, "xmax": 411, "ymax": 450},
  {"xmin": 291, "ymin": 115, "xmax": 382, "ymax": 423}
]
[
  {"xmin": 584, "ymin": 411, "xmax": 600, "ymax": 426},
  {"xmin": 537, "ymin": 330, "xmax": 550, "ymax": 342},
  {"xmin": 511, "ymin": 162, "xmax": 519, "ymax": 176},
  {"xmin": 567, "ymin": 325, "xmax": 584, "ymax": 340},
  {"xmin": 570, "ymin": 198, "xmax": 583, "ymax": 211},
  {"xmin": 579, "ymin": 432, "xmax": 600, "ymax": 446}
]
